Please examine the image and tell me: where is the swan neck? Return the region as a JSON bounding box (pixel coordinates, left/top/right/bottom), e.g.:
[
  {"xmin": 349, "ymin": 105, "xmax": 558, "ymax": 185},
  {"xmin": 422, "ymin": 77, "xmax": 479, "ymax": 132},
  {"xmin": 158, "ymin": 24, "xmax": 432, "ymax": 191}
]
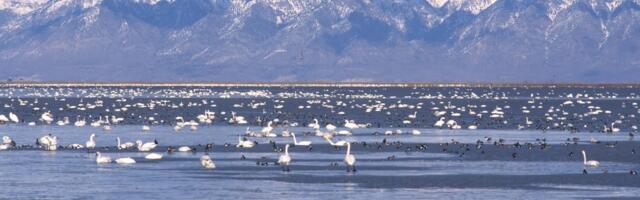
[
  {"xmin": 285, "ymin": 145, "xmax": 289, "ymax": 155},
  {"xmin": 582, "ymin": 151, "xmax": 587, "ymax": 164},
  {"xmin": 346, "ymin": 143, "xmax": 351, "ymax": 156}
]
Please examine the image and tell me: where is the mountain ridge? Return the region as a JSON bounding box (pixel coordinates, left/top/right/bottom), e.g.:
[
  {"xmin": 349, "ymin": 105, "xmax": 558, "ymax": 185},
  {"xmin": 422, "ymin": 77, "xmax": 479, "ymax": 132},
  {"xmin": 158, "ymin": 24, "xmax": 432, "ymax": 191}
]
[{"xmin": 0, "ymin": 0, "xmax": 638, "ymax": 82}]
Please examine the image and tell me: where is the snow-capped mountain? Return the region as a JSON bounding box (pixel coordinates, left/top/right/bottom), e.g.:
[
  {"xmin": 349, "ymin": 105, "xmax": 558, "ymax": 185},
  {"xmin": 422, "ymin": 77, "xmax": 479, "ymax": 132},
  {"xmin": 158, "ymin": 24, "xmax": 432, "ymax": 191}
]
[{"xmin": 0, "ymin": 0, "xmax": 638, "ymax": 82}]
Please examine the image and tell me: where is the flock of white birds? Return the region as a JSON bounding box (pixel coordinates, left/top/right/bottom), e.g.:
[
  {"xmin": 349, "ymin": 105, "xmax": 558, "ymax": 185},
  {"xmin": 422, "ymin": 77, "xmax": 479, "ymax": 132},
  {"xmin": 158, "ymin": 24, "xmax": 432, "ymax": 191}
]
[{"xmin": 1, "ymin": 85, "xmax": 640, "ymax": 172}]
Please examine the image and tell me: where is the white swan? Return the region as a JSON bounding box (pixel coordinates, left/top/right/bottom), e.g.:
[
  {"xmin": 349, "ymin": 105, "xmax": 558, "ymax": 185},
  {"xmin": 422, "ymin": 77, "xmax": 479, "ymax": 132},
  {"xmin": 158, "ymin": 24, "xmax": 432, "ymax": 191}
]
[
  {"xmin": 95, "ymin": 152, "xmax": 112, "ymax": 164},
  {"xmin": 582, "ymin": 150, "xmax": 600, "ymax": 167},
  {"xmin": 411, "ymin": 129, "xmax": 421, "ymax": 135},
  {"xmin": 38, "ymin": 134, "xmax": 58, "ymax": 151},
  {"xmin": 40, "ymin": 112, "xmax": 54, "ymax": 124},
  {"xmin": 314, "ymin": 129, "xmax": 328, "ymax": 137},
  {"xmin": 261, "ymin": 121, "xmax": 274, "ymax": 134},
  {"xmin": 145, "ymin": 153, "xmax": 163, "ymax": 160},
  {"xmin": 86, "ymin": 134, "xmax": 96, "ymax": 149},
  {"xmin": 117, "ymin": 137, "xmax": 135, "ymax": 150},
  {"xmin": 292, "ymin": 133, "xmax": 311, "ymax": 146},
  {"xmin": 344, "ymin": 120, "xmax": 359, "ymax": 129},
  {"xmin": 236, "ymin": 136, "xmax": 256, "ymax": 148},
  {"xmin": 200, "ymin": 154, "xmax": 216, "ymax": 169},
  {"xmin": 281, "ymin": 129, "xmax": 292, "ymax": 137},
  {"xmin": 0, "ymin": 136, "xmax": 16, "ymax": 150},
  {"xmin": 326, "ymin": 124, "xmax": 337, "ymax": 132},
  {"xmin": 408, "ymin": 111, "xmax": 417, "ymax": 119},
  {"xmin": 337, "ymin": 130, "xmax": 352, "ymax": 136},
  {"xmin": 611, "ymin": 122, "xmax": 620, "ymax": 133},
  {"xmin": 434, "ymin": 117, "xmax": 445, "ymax": 127},
  {"xmin": 115, "ymin": 157, "xmax": 136, "ymax": 164},
  {"xmin": 323, "ymin": 135, "xmax": 347, "ymax": 146},
  {"xmin": 229, "ymin": 112, "xmax": 247, "ymax": 124},
  {"xmin": 74, "ymin": 118, "xmax": 86, "ymax": 127},
  {"xmin": 344, "ymin": 142, "xmax": 356, "ymax": 172},
  {"xmin": 0, "ymin": 136, "xmax": 14, "ymax": 150},
  {"xmin": 2, "ymin": 136, "xmax": 13, "ymax": 145},
  {"xmin": 142, "ymin": 125, "xmax": 151, "ymax": 131},
  {"xmin": 9, "ymin": 112, "xmax": 19, "ymax": 123},
  {"xmin": 308, "ymin": 118, "xmax": 320, "ymax": 129},
  {"xmin": 0, "ymin": 114, "xmax": 8, "ymax": 123},
  {"xmin": 277, "ymin": 144, "xmax": 291, "ymax": 171},
  {"xmin": 136, "ymin": 140, "xmax": 158, "ymax": 152},
  {"xmin": 178, "ymin": 146, "xmax": 193, "ymax": 152}
]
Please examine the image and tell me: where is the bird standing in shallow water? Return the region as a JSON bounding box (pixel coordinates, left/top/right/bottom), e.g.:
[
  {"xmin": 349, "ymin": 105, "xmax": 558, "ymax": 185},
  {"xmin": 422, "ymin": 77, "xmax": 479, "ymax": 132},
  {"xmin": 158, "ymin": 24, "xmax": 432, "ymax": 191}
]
[
  {"xmin": 344, "ymin": 142, "xmax": 356, "ymax": 172},
  {"xmin": 277, "ymin": 144, "xmax": 291, "ymax": 172}
]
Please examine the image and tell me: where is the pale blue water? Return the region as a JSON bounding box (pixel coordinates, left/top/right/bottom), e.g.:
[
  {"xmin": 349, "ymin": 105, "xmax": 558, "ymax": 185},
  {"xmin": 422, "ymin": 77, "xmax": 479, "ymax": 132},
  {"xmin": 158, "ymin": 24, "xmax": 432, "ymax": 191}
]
[{"xmin": 1, "ymin": 125, "xmax": 639, "ymax": 199}]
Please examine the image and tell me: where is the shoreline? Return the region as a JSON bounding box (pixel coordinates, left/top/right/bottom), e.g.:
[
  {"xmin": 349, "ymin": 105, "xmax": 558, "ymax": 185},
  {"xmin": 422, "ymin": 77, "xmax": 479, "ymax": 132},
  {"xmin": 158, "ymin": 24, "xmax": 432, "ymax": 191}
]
[{"xmin": 2, "ymin": 82, "xmax": 640, "ymax": 88}]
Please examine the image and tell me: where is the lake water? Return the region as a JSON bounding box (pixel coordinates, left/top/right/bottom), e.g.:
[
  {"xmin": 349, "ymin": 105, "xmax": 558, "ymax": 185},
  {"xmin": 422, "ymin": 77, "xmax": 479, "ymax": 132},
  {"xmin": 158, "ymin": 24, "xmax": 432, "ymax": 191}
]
[{"xmin": 1, "ymin": 84, "xmax": 639, "ymax": 199}]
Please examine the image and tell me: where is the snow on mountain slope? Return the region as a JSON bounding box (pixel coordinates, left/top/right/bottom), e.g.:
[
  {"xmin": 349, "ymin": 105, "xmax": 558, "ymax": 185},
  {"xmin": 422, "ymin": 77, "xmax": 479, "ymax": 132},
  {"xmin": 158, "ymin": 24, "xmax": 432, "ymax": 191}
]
[{"xmin": 0, "ymin": 0, "xmax": 638, "ymax": 82}]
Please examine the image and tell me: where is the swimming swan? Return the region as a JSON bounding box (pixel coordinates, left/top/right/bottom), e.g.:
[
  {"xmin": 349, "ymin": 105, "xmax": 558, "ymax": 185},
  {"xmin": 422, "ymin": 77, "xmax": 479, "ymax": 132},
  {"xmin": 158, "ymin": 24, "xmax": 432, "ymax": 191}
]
[
  {"xmin": 86, "ymin": 134, "xmax": 96, "ymax": 149},
  {"xmin": 117, "ymin": 137, "xmax": 135, "ymax": 150},
  {"xmin": 292, "ymin": 133, "xmax": 311, "ymax": 146},
  {"xmin": 145, "ymin": 153, "xmax": 163, "ymax": 160},
  {"xmin": 323, "ymin": 135, "xmax": 347, "ymax": 146},
  {"xmin": 136, "ymin": 140, "xmax": 158, "ymax": 152},
  {"xmin": 236, "ymin": 136, "xmax": 256, "ymax": 148},
  {"xmin": 582, "ymin": 150, "xmax": 599, "ymax": 167},
  {"xmin": 200, "ymin": 154, "xmax": 216, "ymax": 169},
  {"xmin": 95, "ymin": 152, "xmax": 112, "ymax": 164},
  {"xmin": 115, "ymin": 157, "xmax": 136, "ymax": 164}
]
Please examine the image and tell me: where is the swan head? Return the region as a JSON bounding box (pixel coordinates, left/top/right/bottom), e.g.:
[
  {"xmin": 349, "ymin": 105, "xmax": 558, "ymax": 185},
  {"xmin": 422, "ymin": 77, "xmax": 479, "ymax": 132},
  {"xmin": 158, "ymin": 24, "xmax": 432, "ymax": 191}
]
[{"xmin": 136, "ymin": 140, "xmax": 142, "ymax": 145}]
